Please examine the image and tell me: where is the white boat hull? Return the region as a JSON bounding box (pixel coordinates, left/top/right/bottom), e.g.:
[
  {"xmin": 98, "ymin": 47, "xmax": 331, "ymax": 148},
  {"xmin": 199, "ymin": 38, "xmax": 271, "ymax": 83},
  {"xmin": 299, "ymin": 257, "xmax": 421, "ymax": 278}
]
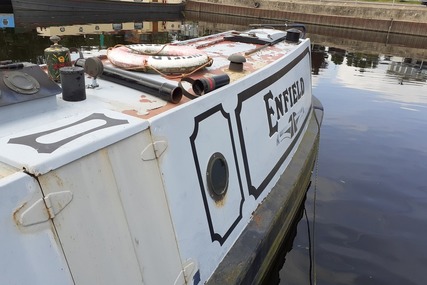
[
  {"xmin": 148, "ymin": 40, "xmax": 313, "ymax": 281},
  {"xmin": 0, "ymin": 28, "xmax": 322, "ymax": 284}
]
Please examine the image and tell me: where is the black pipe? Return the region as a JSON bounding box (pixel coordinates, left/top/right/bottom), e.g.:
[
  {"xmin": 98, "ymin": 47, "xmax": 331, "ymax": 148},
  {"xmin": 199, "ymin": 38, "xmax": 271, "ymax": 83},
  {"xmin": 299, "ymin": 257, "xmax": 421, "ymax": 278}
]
[
  {"xmin": 75, "ymin": 58, "xmax": 182, "ymax": 104},
  {"xmin": 193, "ymin": 74, "xmax": 230, "ymax": 95},
  {"xmin": 102, "ymin": 67, "xmax": 183, "ymax": 104}
]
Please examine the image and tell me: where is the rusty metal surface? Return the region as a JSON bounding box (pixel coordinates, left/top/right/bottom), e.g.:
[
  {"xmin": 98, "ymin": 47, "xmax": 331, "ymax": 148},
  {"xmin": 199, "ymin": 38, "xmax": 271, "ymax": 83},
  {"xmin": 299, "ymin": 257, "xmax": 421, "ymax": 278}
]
[{"xmin": 122, "ymin": 31, "xmax": 301, "ymax": 118}]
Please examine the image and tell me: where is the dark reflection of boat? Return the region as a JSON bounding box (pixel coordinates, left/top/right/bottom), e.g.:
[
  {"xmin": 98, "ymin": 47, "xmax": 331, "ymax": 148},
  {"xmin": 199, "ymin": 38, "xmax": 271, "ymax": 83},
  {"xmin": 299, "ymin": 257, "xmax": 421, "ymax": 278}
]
[
  {"xmin": 0, "ymin": 0, "xmax": 13, "ymax": 13},
  {"xmin": 261, "ymin": 193, "xmax": 310, "ymax": 285},
  {"xmin": 11, "ymin": 0, "xmax": 185, "ymax": 28},
  {"xmin": 14, "ymin": 10, "xmax": 184, "ymax": 29},
  {"xmin": 11, "ymin": 0, "xmax": 184, "ymax": 12}
]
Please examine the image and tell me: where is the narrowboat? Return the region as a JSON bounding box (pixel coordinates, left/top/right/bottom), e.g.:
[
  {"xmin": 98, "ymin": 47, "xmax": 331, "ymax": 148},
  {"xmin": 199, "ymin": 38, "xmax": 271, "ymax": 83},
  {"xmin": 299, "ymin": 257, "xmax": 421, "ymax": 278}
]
[{"xmin": 0, "ymin": 26, "xmax": 323, "ymax": 284}]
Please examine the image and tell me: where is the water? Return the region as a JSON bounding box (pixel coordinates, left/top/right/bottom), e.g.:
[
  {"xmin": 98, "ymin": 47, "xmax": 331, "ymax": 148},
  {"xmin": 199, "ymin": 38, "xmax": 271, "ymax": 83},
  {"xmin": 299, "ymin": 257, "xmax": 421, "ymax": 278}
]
[
  {"xmin": 278, "ymin": 42, "xmax": 427, "ymax": 284},
  {"xmin": 1, "ymin": 15, "xmax": 427, "ymax": 285}
]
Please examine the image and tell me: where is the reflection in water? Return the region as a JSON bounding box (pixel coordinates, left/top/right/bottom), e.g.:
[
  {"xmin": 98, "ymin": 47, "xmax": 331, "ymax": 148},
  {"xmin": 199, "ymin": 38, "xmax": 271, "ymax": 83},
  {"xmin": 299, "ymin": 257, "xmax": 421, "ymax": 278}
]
[
  {"xmin": 329, "ymin": 47, "xmax": 346, "ymax": 66},
  {"xmin": 11, "ymin": 0, "xmax": 184, "ymax": 29},
  {"xmin": 346, "ymin": 53, "xmax": 379, "ymax": 70},
  {"xmin": 332, "ymin": 57, "xmax": 427, "ymax": 105},
  {"xmin": 261, "ymin": 194, "xmax": 311, "ymax": 285},
  {"xmin": 311, "ymin": 45, "xmax": 328, "ymax": 75},
  {"xmin": 309, "ymin": 44, "xmax": 427, "ymax": 107},
  {"xmin": 4, "ymin": 21, "xmax": 425, "ymax": 90},
  {"xmin": 307, "ymin": 24, "xmax": 427, "ymax": 61},
  {"xmin": 278, "ymin": 28, "xmax": 427, "ymax": 284},
  {"xmin": 388, "ymin": 60, "xmax": 427, "ymax": 83}
]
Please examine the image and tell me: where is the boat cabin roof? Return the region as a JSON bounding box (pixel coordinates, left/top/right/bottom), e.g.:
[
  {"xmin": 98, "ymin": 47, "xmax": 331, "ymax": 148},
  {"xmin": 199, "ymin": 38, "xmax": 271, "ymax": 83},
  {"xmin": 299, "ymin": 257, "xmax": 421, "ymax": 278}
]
[
  {"xmin": 96, "ymin": 28, "xmax": 306, "ymax": 119},
  {"xmin": 0, "ymin": 28, "xmax": 307, "ymax": 175}
]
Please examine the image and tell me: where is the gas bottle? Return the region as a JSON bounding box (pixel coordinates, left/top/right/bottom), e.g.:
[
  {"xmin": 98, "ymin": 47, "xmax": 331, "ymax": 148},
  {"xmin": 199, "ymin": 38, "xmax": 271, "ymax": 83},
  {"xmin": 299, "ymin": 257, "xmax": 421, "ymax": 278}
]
[{"xmin": 44, "ymin": 35, "xmax": 71, "ymax": 81}]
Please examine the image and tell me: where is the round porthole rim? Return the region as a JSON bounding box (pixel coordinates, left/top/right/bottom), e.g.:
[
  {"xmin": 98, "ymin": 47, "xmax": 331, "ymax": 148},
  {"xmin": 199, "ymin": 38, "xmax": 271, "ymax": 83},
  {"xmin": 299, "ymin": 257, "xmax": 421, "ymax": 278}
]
[{"xmin": 206, "ymin": 152, "xmax": 229, "ymax": 201}]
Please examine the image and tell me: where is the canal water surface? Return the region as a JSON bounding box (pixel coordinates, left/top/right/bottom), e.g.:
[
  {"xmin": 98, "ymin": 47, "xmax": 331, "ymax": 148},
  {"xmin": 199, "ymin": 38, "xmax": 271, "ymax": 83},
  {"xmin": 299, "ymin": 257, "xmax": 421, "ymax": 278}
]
[
  {"xmin": 1, "ymin": 17, "xmax": 427, "ymax": 285},
  {"xmin": 276, "ymin": 30, "xmax": 427, "ymax": 285}
]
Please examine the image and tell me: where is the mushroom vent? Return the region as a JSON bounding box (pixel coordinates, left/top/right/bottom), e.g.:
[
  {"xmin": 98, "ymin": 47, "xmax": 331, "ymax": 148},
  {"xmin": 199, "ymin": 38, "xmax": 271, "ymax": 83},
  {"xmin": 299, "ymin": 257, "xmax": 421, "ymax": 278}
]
[{"xmin": 228, "ymin": 54, "xmax": 246, "ymax": 72}]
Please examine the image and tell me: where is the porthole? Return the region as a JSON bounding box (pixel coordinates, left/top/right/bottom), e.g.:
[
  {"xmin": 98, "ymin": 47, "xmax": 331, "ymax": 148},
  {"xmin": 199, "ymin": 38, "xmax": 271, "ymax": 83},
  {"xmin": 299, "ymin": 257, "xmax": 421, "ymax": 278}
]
[
  {"xmin": 206, "ymin": 152, "xmax": 229, "ymax": 201},
  {"xmin": 3, "ymin": 71, "xmax": 40, "ymax": 95}
]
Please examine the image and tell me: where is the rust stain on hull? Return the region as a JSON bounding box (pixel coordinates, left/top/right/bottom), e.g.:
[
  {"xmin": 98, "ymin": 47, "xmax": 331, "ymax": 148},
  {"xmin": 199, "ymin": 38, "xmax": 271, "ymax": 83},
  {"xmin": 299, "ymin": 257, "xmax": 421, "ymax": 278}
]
[{"xmin": 12, "ymin": 202, "xmax": 27, "ymax": 226}]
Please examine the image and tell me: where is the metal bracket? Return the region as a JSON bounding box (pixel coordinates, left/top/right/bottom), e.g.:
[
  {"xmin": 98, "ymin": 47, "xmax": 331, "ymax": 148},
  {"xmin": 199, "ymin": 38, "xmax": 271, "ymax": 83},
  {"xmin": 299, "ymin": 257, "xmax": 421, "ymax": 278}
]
[
  {"xmin": 173, "ymin": 259, "xmax": 199, "ymax": 285},
  {"xmin": 141, "ymin": 140, "xmax": 168, "ymax": 161},
  {"xmin": 17, "ymin": 191, "xmax": 73, "ymax": 227}
]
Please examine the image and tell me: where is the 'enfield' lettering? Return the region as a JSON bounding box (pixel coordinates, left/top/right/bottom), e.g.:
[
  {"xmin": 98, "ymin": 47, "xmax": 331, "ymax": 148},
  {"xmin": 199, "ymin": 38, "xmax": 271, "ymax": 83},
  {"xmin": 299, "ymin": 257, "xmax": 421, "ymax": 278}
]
[{"xmin": 263, "ymin": 77, "xmax": 305, "ymax": 137}]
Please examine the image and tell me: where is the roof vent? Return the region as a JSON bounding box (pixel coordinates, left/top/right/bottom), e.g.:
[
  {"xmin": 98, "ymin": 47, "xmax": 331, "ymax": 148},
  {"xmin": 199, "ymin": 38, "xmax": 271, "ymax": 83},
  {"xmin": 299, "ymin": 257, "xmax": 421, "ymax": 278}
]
[{"xmin": 228, "ymin": 54, "xmax": 246, "ymax": 72}]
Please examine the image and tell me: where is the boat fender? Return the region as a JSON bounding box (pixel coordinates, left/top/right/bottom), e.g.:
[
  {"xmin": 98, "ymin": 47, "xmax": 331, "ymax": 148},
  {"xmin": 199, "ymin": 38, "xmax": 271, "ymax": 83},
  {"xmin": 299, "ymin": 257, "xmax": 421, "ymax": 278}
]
[{"xmin": 179, "ymin": 74, "xmax": 230, "ymax": 99}]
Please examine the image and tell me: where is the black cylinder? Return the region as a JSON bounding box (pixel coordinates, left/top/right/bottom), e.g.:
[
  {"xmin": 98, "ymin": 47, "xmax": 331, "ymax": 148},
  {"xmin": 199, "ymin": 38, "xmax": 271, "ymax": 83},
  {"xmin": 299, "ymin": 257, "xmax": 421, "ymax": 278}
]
[
  {"xmin": 60, "ymin": 66, "xmax": 86, "ymax": 101},
  {"xmin": 193, "ymin": 74, "xmax": 230, "ymax": 96},
  {"xmin": 285, "ymin": 29, "xmax": 301, "ymax": 43},
  {"xmin": 158, "ymin": 82, "xmax": 183, "ymax": 104}
]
